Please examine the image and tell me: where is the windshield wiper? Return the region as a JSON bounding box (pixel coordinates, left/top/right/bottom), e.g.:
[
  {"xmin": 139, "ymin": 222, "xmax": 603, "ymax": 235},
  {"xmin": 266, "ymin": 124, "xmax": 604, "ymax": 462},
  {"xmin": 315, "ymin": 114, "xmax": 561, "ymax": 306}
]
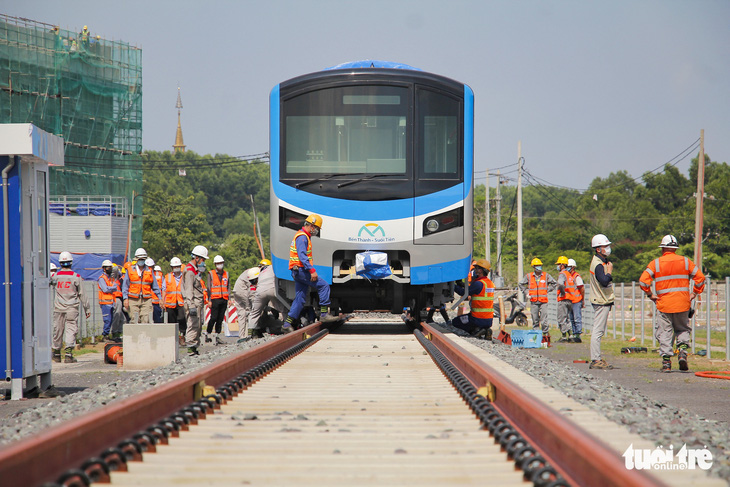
[
  {"xmin": 295, "ymin": 173, "xmax": 363, "ymax": 189},
  {"xmin": 337, "ymin": 173, "xmax": 394, "ymax": 188}
]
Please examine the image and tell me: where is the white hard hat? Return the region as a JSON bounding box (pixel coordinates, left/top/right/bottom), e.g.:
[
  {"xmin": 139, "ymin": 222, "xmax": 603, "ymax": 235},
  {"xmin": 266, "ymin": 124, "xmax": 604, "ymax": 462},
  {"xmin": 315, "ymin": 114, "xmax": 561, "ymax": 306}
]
[
  {"xmin": 591, "ymin": 234, "xmax": 611, "ymax": 248},
  {"xmin": 192, "ymin": 245, "xmax": 209, "ymax": 260},
  {"xmin": 170, "ymin": 257, "xmax": 182, "ymax": 267},
  {"xmin": 145, "ymin": 258, "xmax": 155, "ymax": 267},
  {"xmin": 247, "ymin": 267, "xmax": 260, "ymax": 280},
  {"xmin": 154, "ymin": 265, "xmax": 162, "ymax": 272},
  {"xmin": 567, "ymin": 258, "xmax": 577, "ymax": 268},
  {"xmin": 101, "ymin": 259, "xmax": 113, "ymax": 267},
  {"xmin": 659, "ymin": 234, "xmax": 679, "ymax": 249},
  {"xmin": 50, "ymin": 262, "xmax": 58, "ymax": 271},
  {"xmin": 134, "ymin": 247, "xmax": 147, "ymax": 259},
  {"xmin": 59, "ymin": 251, "xmax": 73, "ymax": 263},
  {"xmin": 213, "ymin": 255, "xmax": 224, "ymax": 264}
]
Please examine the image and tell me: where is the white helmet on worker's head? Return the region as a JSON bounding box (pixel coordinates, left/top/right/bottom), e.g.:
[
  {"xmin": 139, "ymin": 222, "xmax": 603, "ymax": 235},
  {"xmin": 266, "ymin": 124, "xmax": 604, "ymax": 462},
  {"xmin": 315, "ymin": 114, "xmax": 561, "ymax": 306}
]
[
  {"xmin": 659, "ymin": 234, "xmax": 679, "ymax": 249},
  {"xmin": 134, "ymin": 247, "xmax": 147, "ymax": 259},
  {"xmin": 50, "ymin": 262, "xmax": 58, "ymax": 271},
  {"xmin": 213, "ymin": 255, "xmax": 225, "ymax": 264},
  {"xmin": 170, "ymin": 257, "xmax": 182, "ymax": 267},
  {"xmin": 567, "ymin": 258, "xmax": 577, "ymax": 268},
  {"xmin": 59, "ymin": 251, "xmax": 73, "ymax": 265},
  {"xmin": 591, "ymin": 234, "xmax": 611, "ymax": 248},
  {"xmin": 145, "ymin": 258, "xmax": 155, "ymax": 267},
  {"xmin": 154, "ymin": 265, "xmax": 162, "ymax": 272},
  {"xmin": 247, "ymin": 267, "xmax": 260, "ymax": 281},
  {"xmin": 191, "ymin": 245, "xmax": 209, "ymax": 260},
  {"xmin": 101, "ymin": 259, "xmax": 113, "ymax": 268}
]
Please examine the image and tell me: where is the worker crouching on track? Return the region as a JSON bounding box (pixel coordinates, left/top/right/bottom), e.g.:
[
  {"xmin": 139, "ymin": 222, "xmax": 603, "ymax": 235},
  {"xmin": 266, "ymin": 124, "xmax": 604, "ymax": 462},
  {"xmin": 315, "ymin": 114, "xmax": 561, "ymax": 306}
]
[
  {"xmin": 284, "ymin": 213, "xmax": 339, "ymax": 332},
  {"xmin": 449, "ymin": 259, "xmax": 495, "ymax": 340},
  {"xmin": 182, "ymin": 245, "xmax": 209, "ymax": 356},
  {"xmin": 52, "ymin": 252, "xmax": 91, "ymax": 363},
  {"xmin": 232, "ymin": 266, "xmax": 258, "ymax": 339},
  {"xmin": 246, "ymin": 260, "xmax": 287, "ymax": 340},
  {"xmin": 639, "ymin": 235, "xmax": 705, "ymax": 372}
]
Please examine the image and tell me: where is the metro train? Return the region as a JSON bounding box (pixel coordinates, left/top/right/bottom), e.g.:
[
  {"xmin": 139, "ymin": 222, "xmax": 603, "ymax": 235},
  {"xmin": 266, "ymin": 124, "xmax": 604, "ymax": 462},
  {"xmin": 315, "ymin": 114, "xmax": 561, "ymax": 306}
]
[{"xmin": 269, "ymin": 60, "xmax": 473, "ymax": 316}]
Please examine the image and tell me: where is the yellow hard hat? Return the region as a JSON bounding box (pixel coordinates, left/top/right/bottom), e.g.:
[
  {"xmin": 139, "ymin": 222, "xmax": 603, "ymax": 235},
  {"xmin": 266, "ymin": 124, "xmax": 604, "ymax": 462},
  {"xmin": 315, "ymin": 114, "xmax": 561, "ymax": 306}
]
[
  {"xmin": 473, "ymin": 259, "xmax": 491, "ymax": 271},
  {"xmin": 84, "ymin": 25, "xmax": 88, "ymax": 30},
  {"xmin": 531, "ymin": 258, "xmax": 543, "ymax": 267},
  {"xmin": 555, "ymin": 256, "xmax": 569, "ymax": 265},
  {"xmin": 259, "ymin": 259, "xmax": 272, "ymax": 266},
  {"xmin": 305, "ymin": 214, "xmax": 323, "ymax": 228}
]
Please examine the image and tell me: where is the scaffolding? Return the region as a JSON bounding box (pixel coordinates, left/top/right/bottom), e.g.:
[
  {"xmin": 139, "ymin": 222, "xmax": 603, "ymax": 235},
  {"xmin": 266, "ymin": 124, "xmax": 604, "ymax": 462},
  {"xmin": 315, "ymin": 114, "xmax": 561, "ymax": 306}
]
[{"xmin": 0, "ymin": 14, "xmax": 142, "ymax": 249}]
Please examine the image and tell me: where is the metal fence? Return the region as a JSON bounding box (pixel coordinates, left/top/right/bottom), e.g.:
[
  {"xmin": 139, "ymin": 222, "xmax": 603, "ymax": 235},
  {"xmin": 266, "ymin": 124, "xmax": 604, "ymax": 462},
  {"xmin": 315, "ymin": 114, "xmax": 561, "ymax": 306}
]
[{"xmin": 522, "ymin": 278, "xmax": 730, "ymax": 360}]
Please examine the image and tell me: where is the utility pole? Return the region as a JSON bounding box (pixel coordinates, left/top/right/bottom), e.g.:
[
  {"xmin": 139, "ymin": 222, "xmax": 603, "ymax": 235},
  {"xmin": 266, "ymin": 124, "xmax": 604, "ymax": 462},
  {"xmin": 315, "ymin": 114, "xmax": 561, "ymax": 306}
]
[
  {"xmin": 485, "ymin": 170, "xmax": 491, "ymax": 263},
  {"xmin": 693, "ymin": 129, "xmax": 705, "ymax": 270},
  {"xmin": 517, "ymin": 141, "xmax": 524, "ymax": 281},
  {"xmin": 495, "ymin": 170, "xmax": 502, "ymax": 278}
]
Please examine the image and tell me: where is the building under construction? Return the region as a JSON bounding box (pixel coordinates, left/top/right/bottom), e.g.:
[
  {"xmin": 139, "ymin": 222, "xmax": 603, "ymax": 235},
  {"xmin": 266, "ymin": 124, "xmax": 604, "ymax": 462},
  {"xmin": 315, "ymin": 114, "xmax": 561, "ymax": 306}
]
[{"xmin": 0, "ymin": 13, "xmax": 142, "ymax": 267}]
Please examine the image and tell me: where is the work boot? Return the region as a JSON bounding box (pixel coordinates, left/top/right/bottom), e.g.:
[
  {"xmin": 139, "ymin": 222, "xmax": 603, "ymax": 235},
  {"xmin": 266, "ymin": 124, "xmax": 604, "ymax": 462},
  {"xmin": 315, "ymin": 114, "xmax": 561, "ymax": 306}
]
[
  {"xmin": 558, "ymin": 332, "xmax": 570, "ymax": 343},
  {"xmin": 63, "ymin": 348, "xmax": 77, "ymax": 364},
  {"xmin": 203, "ymin": 333, "xmax": 212, "ymax": 343},
  {"xmin": 571, "ymin": 334, "xmax": 582, "ymax": 343},
  {"xmin": 187, "ymin": 347, "xmax": 200, "ymax": 356},
  {"xmin": 661, "ymin": 356, "xmax": 672, "ymax": 372},
  {"xmin": 589, "ymin": 359, "xmax": 613, "ymax": 370},
  {"xmin": 677, "ymin": 348, "xmax": 689, "ymax": 371},
  {"xmin": 320, "ymin": 313, "xmax": 341, "ymax": 324},
  {"xmin": 52, "ymin": 349, "xmax": 61, "ymax": 363},
  {"xmin": 215, "ymin": 334, "xmax": 224, "ymax": 345}
]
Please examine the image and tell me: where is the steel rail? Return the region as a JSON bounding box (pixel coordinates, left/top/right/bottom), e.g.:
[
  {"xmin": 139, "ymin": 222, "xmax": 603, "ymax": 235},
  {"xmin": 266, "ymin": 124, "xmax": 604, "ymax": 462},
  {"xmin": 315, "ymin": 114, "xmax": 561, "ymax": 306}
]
[
  {"xmin": 0, "ymin": 323, "xmax": 324, "ymax": 487},
  {"xmin": 420, "ymin": 322, "xmax": 667, "ymax": 487}
]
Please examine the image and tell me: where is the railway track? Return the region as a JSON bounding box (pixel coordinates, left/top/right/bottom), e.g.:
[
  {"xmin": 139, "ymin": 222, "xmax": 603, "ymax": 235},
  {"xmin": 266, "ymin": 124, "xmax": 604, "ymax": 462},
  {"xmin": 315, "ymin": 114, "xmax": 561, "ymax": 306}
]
[{"xmin": 0, "ymin": 318, "xmax": 720, "ymax": 486}]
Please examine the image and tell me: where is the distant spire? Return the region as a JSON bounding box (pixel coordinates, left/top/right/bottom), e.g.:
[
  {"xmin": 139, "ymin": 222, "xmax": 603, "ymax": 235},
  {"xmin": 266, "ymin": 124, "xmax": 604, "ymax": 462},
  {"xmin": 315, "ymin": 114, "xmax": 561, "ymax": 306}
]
[{"xmin": 173, "ymin": 86, "xmax": 186, "ymax": 153}]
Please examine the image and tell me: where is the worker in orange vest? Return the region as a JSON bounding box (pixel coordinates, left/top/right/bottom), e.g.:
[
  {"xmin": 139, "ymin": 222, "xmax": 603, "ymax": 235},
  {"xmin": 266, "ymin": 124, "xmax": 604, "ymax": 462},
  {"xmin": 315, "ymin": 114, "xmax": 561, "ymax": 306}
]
[
  {"xmin": 518, "ymin": 258, "xmax": 557, "ymax": 333},
  {"xmin": 146, "ymin": 258, "xmax": 164, "ymax": 323},
  {"xmin": 555, "ymin": 256, "xmax": 573, "ymax": 342},
  {"xmin": 449, "ymin": 259, "xmax": 495, "ymax": 340},
  {"xmin": 640, "ymin": 235, "xmax": 705, "ymax": 372},
  {"xmin": 205, "ymin": 255, "xmax": 230, "ymax": 345},
  {"xmin": 566, "ymin": 259, "xmax": 585, "ymax": 342},
  {"xmin": 162, "ymin": 257, "xmax": 187, "ymax": 343},
  {"xmin": 98, "ymin": 259, "xmax": 117, "ymax": 340},
  {"xmin": 122, "ymin": 248, "xmax": 160, "ymax": 324}
]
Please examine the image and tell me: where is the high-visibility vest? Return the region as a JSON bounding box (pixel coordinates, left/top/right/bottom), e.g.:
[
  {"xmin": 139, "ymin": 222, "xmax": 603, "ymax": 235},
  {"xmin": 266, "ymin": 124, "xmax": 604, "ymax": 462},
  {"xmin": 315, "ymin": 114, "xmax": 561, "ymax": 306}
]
[
  {"xmin": 567, "ymin": 271, "xmax": 583, "ymax": 304},
  {"xmin": 128, "ymin": 267, "xmax": 154, "ymax": 299},
  {"xmin": 289, "ymin": 230, "xmax": 313, "ymax": 270},
  {"xmin": 639, "ymin": 252, "xmax": 705, "ymax": 313},
  {"xmin": 210, "ymin": 270, "xmax": 229, "ymax": 300},
  {"xmin": 164, "ymin": 273, "xmax": 184, "ymax": 308},
  {"xmin": 201, "ymin": 279, "xmax": 209, "ymax": 305},
  {"xmin": 98, "ymin": 274, "xmax": 115, "ymax": 305},
  {"xmin": 589, "ymin": 255, "xmax": 614, "ymax": 305},
  {"xmin": 113, "ymin": 278, "xmax": 123, "ymax": 299},
  {"xmin": 528, "ymin": 272, "xmax": 549, "ymax": 303},
  {"xmin": 470, "ymin": 276, "xmax": 495, "ymax": 320},
  {"xmin": 558, "ymin": 270, "xmax": 581, "ymax": 303},
  {"xmin": 151, "ymin": 270, "xmax": 164, "ymax": 305}
]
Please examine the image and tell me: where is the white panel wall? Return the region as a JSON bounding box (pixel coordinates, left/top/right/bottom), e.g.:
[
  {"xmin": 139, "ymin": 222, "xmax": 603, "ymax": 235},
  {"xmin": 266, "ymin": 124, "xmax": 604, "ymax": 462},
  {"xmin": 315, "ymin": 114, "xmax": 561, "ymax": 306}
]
[{"xmin": 49, "ymin": 214, "xmax": 128, "ymax": 253}]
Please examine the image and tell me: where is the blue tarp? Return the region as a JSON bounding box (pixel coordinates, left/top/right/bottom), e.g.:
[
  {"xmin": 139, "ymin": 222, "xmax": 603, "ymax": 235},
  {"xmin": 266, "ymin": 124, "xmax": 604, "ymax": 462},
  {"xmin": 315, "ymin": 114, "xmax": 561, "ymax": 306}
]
[
  {"xmin": 50, "ymin": 252, "xmax": 125, "ymax": 281},
  {"xmin": 325, "ymin": 60, "xmax": 421, "ymax": 71}
]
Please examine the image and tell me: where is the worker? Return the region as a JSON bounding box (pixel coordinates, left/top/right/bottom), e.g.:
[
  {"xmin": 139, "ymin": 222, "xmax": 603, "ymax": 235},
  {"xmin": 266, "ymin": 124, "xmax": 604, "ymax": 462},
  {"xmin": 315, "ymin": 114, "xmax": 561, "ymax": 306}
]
[
  {"xmin": 163, "ymin": 257, "xmax": 187, "ymax": 343},
  {"xmin": 122, "ymin": 248, "xmax": 160, "ymax": 324},
  {"xmin": 588, "ymin": 234, "xmax": 615, "ymax": 370},
  {"xmin": 449, "ymin": 259, "xmax": 495, "ymax": 339},
  {"xmin": 80, "ymin": 25, "xmax": 90, "ymax": 46},
  {"xmin": 109, "ymin": 264, "xmax": 125, "ymax": 341},
  {"xmin": 98, "ymin": 259, "xmax": 116, "ymax": 340},
  {"xmin": 284, "ymin": 214, "xmax": 339, "ymax": 332},
  {"xmin": 50, "ymin": 262, "xmax": 58, "ymax": 279},
  {"xmin": 206, "ymin": 255, "xmax": 230, "ymax": 345},
  {"xmin": 640, "ymin": 235, "xmax": 705, "ymax": 372},
  {"xmin": 182, "ymin": 245, "xmax": 208, "ymax": 356},
  {"xmin": 518, "ymin": 258, "xmax": 557, "ymax": 333},
  {"xmin": 51, "ymin": 252, "xmax": 90, "ymax": 363},
  {"xmin": 555, "ymin": 256, "xmax": 573, "ymax": 342},
  {"xmin": 232, "ymin": 267, "xmax": 259, "ymax": 339},
  {"xmin": 566, "ymin": 258, "xmax": 585, "ymax": 342},
  {"xmin": 147, "ymin": 259, "xmax": 164, "ymax": 323},
  {"xmin": 246, "ymin": 259, "xmax": 287, "ymax": 340}
]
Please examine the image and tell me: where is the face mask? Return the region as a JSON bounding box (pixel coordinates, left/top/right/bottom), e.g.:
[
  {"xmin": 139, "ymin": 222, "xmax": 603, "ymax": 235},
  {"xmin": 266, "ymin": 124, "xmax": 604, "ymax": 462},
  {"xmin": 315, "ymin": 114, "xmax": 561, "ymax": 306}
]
[
  {"xmin": 534, "ymin": 266, "xmax": 542, "ymax": 272},
  {"xmin": 137, "ymin": 260, "xmax": 146, "ymax": 268},
  {"xmin": 197, "ymin": 263, "xmax": 206, "ymax": 273},
  {"xmin": 604, "ymin": 246, "xmax": 612, "ymax": 256},
  {"xmin": 104, "ymin": 268, "xmax": 112, "ymax": 275},
  {"xmin": 216, "ymin": 264, "xmax": 224, "ymax": 271},
  {"xmin": 567, "ymin": 267, "xmax": 574, "ymax": 272},
  {"xmin": 173, "ymin": 267, "xmax": 181, "ymax": 275},
  {"xmin": 310, "ymin": 227, "xmax": 319, "ymax": 237}
]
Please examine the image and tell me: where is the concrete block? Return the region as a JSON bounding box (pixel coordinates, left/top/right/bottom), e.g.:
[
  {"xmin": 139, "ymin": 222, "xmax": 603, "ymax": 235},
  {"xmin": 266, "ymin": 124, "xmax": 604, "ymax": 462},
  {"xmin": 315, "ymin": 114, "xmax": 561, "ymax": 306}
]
[{"xmin": 123, "ymin": 323, "xmax": 178, "ymax": 370}]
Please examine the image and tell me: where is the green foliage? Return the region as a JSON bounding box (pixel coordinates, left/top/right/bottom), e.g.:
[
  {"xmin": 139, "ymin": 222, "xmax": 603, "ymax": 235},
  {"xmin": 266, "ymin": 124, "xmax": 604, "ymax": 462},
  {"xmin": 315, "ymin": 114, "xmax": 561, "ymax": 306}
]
[{"xmin": 475, "ymin": 154, "xmax": 730, "ymax": 285}]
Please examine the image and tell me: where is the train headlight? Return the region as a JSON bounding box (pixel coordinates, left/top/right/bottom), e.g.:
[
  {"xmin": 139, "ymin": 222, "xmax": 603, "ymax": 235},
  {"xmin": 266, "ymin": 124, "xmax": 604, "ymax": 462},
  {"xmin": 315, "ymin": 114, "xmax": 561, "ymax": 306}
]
[
  {"xmin": 422, "ymin": 207, "xmax": 464, "ymax": 235},
  {"xmin": 426, "ymin": 219, "xmax": 440, "ymax": 233}
]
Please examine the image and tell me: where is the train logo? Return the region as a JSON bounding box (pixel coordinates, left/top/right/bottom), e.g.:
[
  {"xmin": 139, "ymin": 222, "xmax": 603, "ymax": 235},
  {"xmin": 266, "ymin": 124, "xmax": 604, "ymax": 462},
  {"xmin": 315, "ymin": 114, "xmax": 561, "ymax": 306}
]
[{"xmin": 358, "ymin": 223, "xmax": 385, "ymax": 238}]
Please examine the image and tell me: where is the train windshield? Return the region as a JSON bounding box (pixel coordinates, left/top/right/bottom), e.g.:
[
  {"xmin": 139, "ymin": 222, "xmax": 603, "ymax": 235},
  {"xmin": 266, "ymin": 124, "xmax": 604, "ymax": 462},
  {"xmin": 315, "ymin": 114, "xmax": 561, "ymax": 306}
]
[{"xmin": 284, "ymin": 85, "xmax": 409, "ymax": 177}]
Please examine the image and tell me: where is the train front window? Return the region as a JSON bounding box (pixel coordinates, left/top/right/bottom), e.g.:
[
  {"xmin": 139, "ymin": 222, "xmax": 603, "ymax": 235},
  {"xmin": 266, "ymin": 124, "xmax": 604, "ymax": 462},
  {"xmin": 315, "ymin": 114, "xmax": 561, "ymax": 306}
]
[
  {"xmin": 283, "ymin": 86, "xmax": 409, "ymax": 177},
  {"xmin": 418, "ymin": 89, "xmax": 461, "ymax": 179}
]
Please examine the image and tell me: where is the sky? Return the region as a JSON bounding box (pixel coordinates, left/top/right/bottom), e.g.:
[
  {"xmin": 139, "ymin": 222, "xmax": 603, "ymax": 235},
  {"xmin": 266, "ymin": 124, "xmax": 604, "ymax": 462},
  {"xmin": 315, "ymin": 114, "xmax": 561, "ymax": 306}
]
[{"xmin": 4, "ymin": 0, "xmax": 729, "ymax": 190}]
